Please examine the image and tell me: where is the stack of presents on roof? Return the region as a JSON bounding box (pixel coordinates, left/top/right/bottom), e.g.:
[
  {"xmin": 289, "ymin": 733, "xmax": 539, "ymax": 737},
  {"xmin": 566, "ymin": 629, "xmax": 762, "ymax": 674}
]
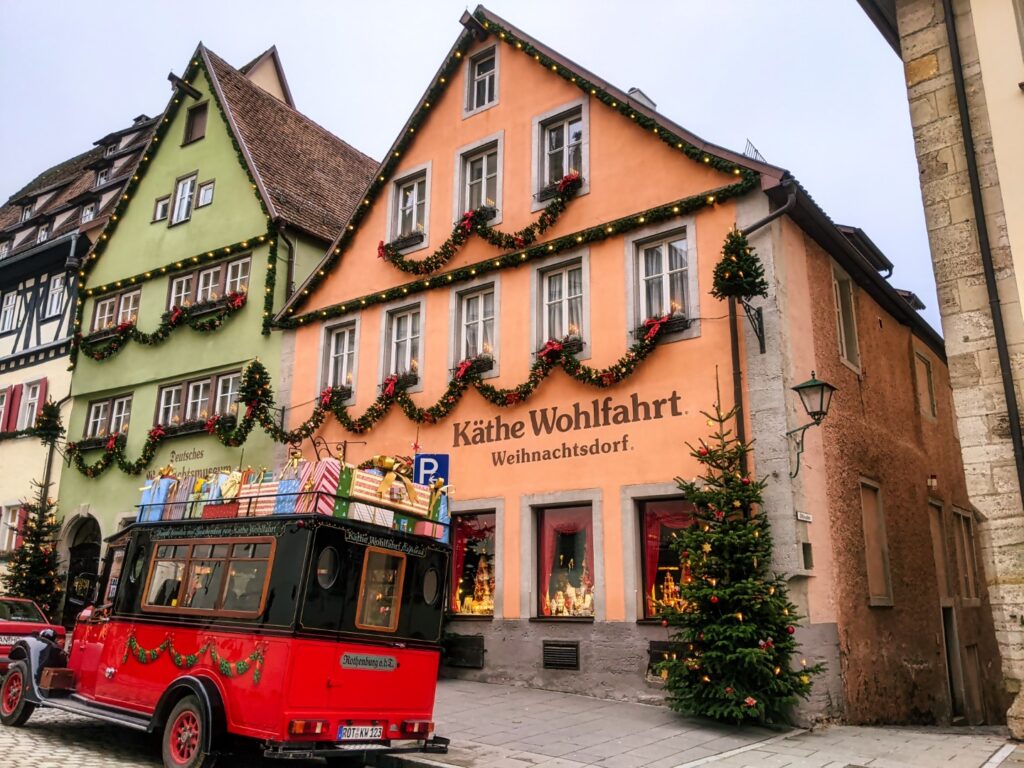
[{"xmin": 137, "ymin": 451, "xmax": 450, "ymax": 541}]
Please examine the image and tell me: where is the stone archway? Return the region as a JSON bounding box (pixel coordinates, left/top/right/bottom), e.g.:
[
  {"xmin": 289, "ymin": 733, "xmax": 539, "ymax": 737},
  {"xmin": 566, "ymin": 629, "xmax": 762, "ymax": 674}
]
[{"xmin": 59, "ymin": 513, "xmax": 102, "ymax": 627}]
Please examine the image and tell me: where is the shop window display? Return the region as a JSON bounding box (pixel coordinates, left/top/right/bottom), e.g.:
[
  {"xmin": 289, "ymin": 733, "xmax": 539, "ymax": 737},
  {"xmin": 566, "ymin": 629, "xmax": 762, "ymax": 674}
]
[
  {"xmin": 450, "ymin": 512, "xmax": 495, "ymax": 615},
  {"xmin": 641, "ymin": 499, "xmax": 693, "ymax": 618},
  {"xmin": 538, "ymin": 506, "xmax": 594, "ymax": 618}
]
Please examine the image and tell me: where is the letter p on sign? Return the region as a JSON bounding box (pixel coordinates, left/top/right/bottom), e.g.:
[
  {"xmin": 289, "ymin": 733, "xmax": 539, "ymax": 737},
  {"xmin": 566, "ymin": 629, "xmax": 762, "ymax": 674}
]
[{"xmin": 414, "ymin": 453, "xmax": 449, "ymax": 486}]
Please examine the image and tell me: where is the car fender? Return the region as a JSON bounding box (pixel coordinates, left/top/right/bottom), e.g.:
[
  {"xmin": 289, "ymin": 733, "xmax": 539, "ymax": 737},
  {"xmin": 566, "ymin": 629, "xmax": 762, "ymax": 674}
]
[
  {"xmin": 149, "ymin": 675, "xmax": 226, "ymax": 753},
  {"xmin": 6, "ymin": 637, "xmax": 64, "ymax": 705}
]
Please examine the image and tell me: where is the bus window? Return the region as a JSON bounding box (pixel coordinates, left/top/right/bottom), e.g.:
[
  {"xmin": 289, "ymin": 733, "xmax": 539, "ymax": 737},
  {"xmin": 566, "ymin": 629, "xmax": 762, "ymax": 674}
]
[
  {"xmin": 355, "ymin": 547, "xmax": 406, "ymax": 632},
  {"xmin": 145, "ymin": 545, "xmax": 189, "ymax": 607},
  {"xmin": 222, "ymin": 542, "xmax": 272, "ymax": 613},
  {"xmin": 181, "ymin": 560, "xmax": 226, "ymax": 610}
]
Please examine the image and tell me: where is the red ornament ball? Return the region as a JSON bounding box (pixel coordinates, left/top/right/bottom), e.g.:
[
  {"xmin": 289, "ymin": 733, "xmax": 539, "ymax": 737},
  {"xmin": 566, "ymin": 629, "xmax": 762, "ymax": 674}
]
[
  {"xmin": 786, "ymin": 625, "xmax": 796, "ymax": 635},
  {"xmin": 698, "ymin": 447, "xmax": 709, "ymax": 456},
  {"xmin": 661, "ymin": 619, "xmax": 668, "ymax": 628},
  {"xmin": 741, "ymin": 477, "xmax": 751, "ymax": 486},
  {"xmin": 710, "ymin": 595, "xmax": 719, "ymax": 604}
]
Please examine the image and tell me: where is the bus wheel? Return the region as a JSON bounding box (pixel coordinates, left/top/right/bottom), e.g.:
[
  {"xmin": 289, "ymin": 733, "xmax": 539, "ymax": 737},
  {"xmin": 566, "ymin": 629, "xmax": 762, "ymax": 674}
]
[
  {"xmin": 162, "ymin": 695, "xmax": 212, "ymax": 768},
  {"xmin": 0, "ymin": 661, "xmax": 36, "ymax": 727}
]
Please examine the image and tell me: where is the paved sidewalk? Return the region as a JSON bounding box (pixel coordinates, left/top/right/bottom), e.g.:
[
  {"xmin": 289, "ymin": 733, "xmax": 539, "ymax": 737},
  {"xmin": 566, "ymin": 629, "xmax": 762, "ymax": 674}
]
[{"xmin": 391, "ymin": 679, "xmax": 1017, "ymax": 768}]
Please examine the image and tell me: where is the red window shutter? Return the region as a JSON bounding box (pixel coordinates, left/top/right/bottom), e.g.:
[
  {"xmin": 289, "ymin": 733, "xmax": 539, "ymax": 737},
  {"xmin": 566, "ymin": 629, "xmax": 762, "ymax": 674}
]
[
  {"xmin": 4, "ymin": 384, "xmax": 22, "ymax": 432},
  {"xmin": 14, "ymin": 506, "xmax": 28, "ymax": 548},
  {"xmin": 35, "ymin": 377, "xmax": 48, "ymax": 416}
]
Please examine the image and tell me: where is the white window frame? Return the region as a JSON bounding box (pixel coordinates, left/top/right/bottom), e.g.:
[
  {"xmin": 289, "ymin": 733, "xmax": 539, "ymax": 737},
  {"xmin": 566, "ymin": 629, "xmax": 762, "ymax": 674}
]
[
  {"xmin": 118, "ymin": 290, "xmax": 141, "ymax": 325},
  {"xmin": 196, "ymin": 266, "xmax": 222, "ymax": 303},
  {"xmin": 624, "ymin": 220, "xmax": 701, "ymax": 345},
  {"xmin": 36, "ymin": 224, "xmax": 50, "ymax": 244},
  {"xmin": 464, "ymin": 45, "xmax": 499, "ymax": 117},
  {"xmin": 105, "ymin": 143, "xmax": 117, "ymax": 157},
  {"xmin": 169, "ymin": 275, "xmax": 193, "ymax": 309},
  {"xmin": 530, "ymin": 251, "xmax": 592, "ymax": 360},
  {"xmin": 185, "ymin": 380, "xmax": 211, "ymax": 422},
  {"xmin": 1, "ymin": 506, "xmax": 18, "ymax": 552},
  {"xmin": 17, "ymin": 382, "xmax": 41, "ymax": 430},
  {"xmin": 96, "ymin": 168, "xmax": 109, "ymax": 187},
  {"xmin": 0, "ymin": 390, "xmax": 6, "ymax": 427},
  {"xmin": 833, "ymin": 264, "xmax": 861, "ymax": 372},
  {"xmin": 385, "ymin": 163, "xmax": 431, "ymax": 254},
  {"xmin": 0, "ymin": 241, "xmax": 9, "ymax": 259},
  {"xmin": 215, "ymin": 373, "xmax": 241, "ymax": 416},
  {"xmin": 462, "ymin": 147, "xmax": 499, "ymax": 214},
  {"xmin": 80, "ymin": 203, "xmax": 96, "ymax": 224},
  {"xmin": 93, "ymin": 297, "xmax": 117, "ymax": 331},
  {"xmin": 531, "ymin": 99, "xmax": 590, "ymax": 212},
  {"xmin": 328, "ymin": 322, "xmax": 358, "ymax": 389},
  {"xmin": 21, "ymin": 204, "xmax": 33, "ymax": 222},
  {"xmin": 225, "ymin": 258, "xmax": 251, "ymax": 295},
  {"xmin": 86, "ymin": 401, "xmax": 111, "ymax": 438},
  {"xmin": 378, "ymin": 299, "xmax": 425, "ymax": 392},
  {"xmin": 110, "ymin": 395, "xmax": 132, "ymax": 434},
  {"xmin": 386, "ymin": 307, "xmax": 421, "ymax": 377},
  {"xmin": 637, "ymin": 233, "xmax": 690, "ymax": 321},
  {"xmin": 452, "ymin": 132, "xmax": 503, "ymax": 225},
  {"xmin": 459, "ymin": 285, "xmax": 496, "ymax": 361},
  {"xmin": 196, "ymin": 181, "xmax": 215, "ymax": 208},
  {"xmin": 45, "ymin": 277, "xmax": 65, "ymax": 319},
  {"xmin": 153, "ymin": 196, "xmax": 170, "ymax": 222},
  {"xmin": 158, "ymin": 385, "xmax": 183, "ymax": 426},
  {"xmin": 171, "ymin": 173, "xmax": 198, "ymax": 225},
  {"xmin": 1, "ymin": 292, "xmax": 17, "ymax": 332}
]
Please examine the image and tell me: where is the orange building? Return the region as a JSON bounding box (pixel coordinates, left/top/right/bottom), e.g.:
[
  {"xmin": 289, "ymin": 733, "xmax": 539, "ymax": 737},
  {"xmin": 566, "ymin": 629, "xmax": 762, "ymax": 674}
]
[{"xmin": 278, "ymin": 8, "xmax": 1003, "ymax": 723}]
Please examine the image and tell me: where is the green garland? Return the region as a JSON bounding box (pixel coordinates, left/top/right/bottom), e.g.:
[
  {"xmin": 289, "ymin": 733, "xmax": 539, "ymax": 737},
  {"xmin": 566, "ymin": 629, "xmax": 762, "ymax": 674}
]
[
  {"xmin": 70, "ymin": 46, "xmax": 276, "ymax": 366},
  {"xmin": 712, "ymin": 228, "xmax": 768, "ymax": 301},
  {"xmin": 379, "ymin": 174, "xmax": 582, "ymax": 275},
  {"xmin": 0, "ymin": 399, "xmax": 64, "ymax": 444},
  {"xmin": 278, "ymin": 14, "xmax": 759, "ymax": 321},
  {"xmin": 76, "ymin": 292, "xmax": 247, "ymax": 361},
  {"xmin": 121, "ymin": 632, "xmax": 265, "ymax": 685},
  {"xmin": 64, "ymin": 318, "xmax": 673, "ymax": 477},
  {"xmin": 283, "ymin": 182, "xmax": 752, "ymax": 328}
]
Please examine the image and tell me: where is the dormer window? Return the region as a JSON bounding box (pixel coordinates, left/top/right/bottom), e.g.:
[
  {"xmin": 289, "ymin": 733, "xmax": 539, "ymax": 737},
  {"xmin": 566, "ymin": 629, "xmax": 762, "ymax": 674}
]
[
  {"xmin": 96, "ymin": 168, "xmax": 109, "ymax": 187},
  {"xmin": 0, "ymin": 241, "xmax": 8, "ymax": 259},
  {"xmin": 37, "ymin": 224, "xmax": 50, "ymax": 244},
  {"xmin": 20, "ymin": 205, "xmax": 33, "ymax": 223},
  {"xmin": 105, "ymin": 143, "xmax": 117, "ymax": 157},
  {"xmin": 80, "ymin": 203, "xmax": 96, "ymax": 224}
]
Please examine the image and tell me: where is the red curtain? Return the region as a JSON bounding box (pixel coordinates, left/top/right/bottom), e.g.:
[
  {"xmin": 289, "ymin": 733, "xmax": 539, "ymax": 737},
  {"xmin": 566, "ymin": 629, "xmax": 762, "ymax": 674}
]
[
  {"xmin": 539, "ymin": 506, "xmax": 592, "ymax": 616},
  {"xmin": 449, "ymin": 513, "xmax": 495, "ymax": 612},
  {"xmin": 642, "ymin": 500, "xmax": 693, "ymax": 618}
]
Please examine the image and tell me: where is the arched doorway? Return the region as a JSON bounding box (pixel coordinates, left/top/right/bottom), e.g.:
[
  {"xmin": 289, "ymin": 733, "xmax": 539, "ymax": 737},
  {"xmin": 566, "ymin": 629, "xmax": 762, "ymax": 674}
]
[{"xmin": 60, "ymin": 515, "xmax": 101, "ymax": 627}]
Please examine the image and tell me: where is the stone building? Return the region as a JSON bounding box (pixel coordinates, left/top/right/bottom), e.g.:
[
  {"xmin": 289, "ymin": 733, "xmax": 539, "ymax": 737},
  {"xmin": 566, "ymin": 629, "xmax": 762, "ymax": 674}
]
[
  {"xmin": 857, "ymin": 0, "xmax": 1024, "ymax": 736},
  {"xmin": 277, "ymin": 5, "xmax": 1003, "ymax": 724}
]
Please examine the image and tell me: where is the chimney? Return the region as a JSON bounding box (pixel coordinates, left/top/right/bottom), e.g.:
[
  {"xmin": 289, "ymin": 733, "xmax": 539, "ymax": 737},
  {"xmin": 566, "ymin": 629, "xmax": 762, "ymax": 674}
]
[{"xmin": 627, "ymin": 87, "xmax": 657, "ymax": 110}]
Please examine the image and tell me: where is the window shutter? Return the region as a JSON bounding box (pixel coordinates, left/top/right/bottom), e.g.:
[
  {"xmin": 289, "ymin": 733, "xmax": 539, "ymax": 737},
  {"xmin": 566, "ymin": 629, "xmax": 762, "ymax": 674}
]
[
  {"xmin": 36, "ymin": 377, "xmax": 48, "ymax": 416},
  {"xmin": 4, "ymin": 384, "xmax": 22, "ymax": 432},
  {"xmin": 14, "ymin": 506, "xmax": 28, "ymax": 548}
]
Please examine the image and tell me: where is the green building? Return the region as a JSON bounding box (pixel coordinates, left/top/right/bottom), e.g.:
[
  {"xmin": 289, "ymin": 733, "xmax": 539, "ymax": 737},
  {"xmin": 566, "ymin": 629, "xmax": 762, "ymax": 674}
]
[{"xmin": 56, "ymin": 45, "xmax": 374, "ymax": 600}]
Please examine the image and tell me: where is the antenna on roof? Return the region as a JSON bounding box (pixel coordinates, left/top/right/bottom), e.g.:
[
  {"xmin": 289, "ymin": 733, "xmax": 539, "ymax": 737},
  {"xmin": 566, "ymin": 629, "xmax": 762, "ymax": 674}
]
[{"xmin": 743, "ymin": 139, "xmax": 766, "ymax": 164}]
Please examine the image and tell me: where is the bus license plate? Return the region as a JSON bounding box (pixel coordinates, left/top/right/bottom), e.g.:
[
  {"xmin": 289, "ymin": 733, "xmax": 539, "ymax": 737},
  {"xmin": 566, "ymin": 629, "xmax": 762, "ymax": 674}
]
[
  {"xmin": 0, "ymin": 635, "xmax": 20, "ymax": 645},
  {"xmin": 339, "ymin": 725, "xmax": 383, "ymax": 741}
]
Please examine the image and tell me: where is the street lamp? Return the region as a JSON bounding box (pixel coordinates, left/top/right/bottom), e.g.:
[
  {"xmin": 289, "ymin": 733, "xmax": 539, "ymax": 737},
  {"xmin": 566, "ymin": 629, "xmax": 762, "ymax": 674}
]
[{"xmin": 786, "ymin": 372, "xmax": 837, "ymax": 477}]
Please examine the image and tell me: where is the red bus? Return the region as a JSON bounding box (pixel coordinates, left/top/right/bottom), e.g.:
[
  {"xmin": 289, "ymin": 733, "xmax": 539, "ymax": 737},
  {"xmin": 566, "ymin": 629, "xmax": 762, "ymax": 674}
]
[{"xmin": 1, "ymin": 498, "xmax": 450, "ymax": 767}]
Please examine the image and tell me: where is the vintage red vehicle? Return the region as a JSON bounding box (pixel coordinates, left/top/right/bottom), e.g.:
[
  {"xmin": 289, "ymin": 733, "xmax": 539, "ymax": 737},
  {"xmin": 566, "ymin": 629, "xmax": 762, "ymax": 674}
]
[
  {"xmin": 0, "ymin": 597, "xmax": 66, "ymax": 673},
  {"xmin": 0, "ymin": 495, "xmax": 450, "ymax": 767}
]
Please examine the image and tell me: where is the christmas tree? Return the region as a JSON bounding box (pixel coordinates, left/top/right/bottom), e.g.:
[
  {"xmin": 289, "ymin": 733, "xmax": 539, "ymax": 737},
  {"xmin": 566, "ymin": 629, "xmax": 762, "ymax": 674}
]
[
  {"xmin": 660, "ymin": 399, "xmax": 821, "ymax": 724},
  {"xmin": 2, "ymin": 487, "xmax": 64, "ymax": 619},
  {"xmin": 711, "ymin": 228, "xmax": 769, "ymax": 301}
]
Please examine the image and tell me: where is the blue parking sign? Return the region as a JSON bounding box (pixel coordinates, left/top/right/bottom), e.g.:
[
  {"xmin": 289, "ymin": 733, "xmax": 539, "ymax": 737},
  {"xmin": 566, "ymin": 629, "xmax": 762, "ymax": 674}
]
[{"xmin": 414, "ymin": 453, "xmax": 450, "ymax": 486}]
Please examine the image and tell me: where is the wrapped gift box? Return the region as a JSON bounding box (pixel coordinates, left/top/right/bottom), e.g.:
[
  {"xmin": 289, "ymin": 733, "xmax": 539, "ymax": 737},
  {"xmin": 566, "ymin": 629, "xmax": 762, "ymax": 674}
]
[
  {"xmin": 392, "ymin": 513, "xmax": 417, "ymax": 535},
  {"xmin": 201, "ymin": 502, "xmax": 239, "ymax": 519},
  {"xmin": 334, "ymin": 501, "xmax": 395, "ymax": 528},
  {"xmin": 138, "ymin": 477, "xmax": 177, "ymax": 522},
  {"xmin": 237, "ymin": 480, "xmax": 279, "ymax": 517},
  {"xmin": 337, "ymin": 464, "xmax": 435, "ymax": 518},
  {"xmin": 413, "ymin": 520, "xmax": 446, "ymax": 540}
]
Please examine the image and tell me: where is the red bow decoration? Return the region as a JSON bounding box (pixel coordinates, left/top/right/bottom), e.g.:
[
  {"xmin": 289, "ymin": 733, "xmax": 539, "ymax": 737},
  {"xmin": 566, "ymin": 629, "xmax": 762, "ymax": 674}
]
[
  {"xmin": 513, "ymin": 235, "xmax": 526, "ymax": 248},
  {"xmin": 204, "ymin": 416, "xmax": 220, "ymax": 435},
  {"xmin": 557, "ymin": 171, "xmax": 581, "ymax": 192},
  {"xmin": 105, "ymin": 433, "xmax": 119, "ymax": 451},
  {"xmin": 320, "ymin": 387, "xmax": 334, "ymax": 407},
  {"xmin": 538, "ymin": 339, "xmax": 563, "ymax": 362},
  {"xmin": 226, "ymin": 292, "xmax": 246, "ymax": 310},
  {"xmin": 169, "ymin": 307, "xmax": 183, "ymax": 325},
  {"xmin": 460, "ymin": 210, "xmax": 476, "ymax": 233},
  {"xmin": 148, "ymin": 426, "xmax": 166, "ymax": 441},
  {"xmin": 644, "ymin": 314, "xmax": 670, "ymax": 341},
  {"xmin": 505, "ymin": 391, "xmax": 521, "ymax": 405},
  {"xmin": 382, "ymin": 375, "xmax": 399, "ymax": 397},
  {"xmin": 454, "ymin": 359, "xmax": 474, "ymax": 380},
  {"xmin": 600, "ymin": 372, "xmax": 616, "ymax": 387},
  {"xmin": 245, "ymin": 403, "xmax": 255, "ymax": 420},
  {"xmin": 420, "ymin": 412, "xmax": 435, "ymax": 424},
  {"xmin": 66, "ymin": 442, "xmax": 77, "ymax": 452},
  {"xmin": 116, "ymin": 321, "xmax": 133, "ymax": 333},
  {"xmin": 377, "ymin": 240, "xmax": 388, "ymax": 260}
]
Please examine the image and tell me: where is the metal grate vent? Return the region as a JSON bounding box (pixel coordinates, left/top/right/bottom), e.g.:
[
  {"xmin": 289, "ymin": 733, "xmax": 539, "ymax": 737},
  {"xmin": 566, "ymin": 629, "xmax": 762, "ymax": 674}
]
[
  {"xmin": 542, "ymin": 640, "xmax": 580, "ymax": 671},
  {"xmin": 443, "ymin": 634, "xmax": 486, "ymax": 669}
]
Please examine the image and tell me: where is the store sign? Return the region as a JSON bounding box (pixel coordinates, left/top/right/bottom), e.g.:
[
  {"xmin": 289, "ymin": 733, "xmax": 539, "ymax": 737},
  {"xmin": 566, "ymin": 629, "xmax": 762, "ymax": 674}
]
[
  {"xmin": 344, "ymin": 527, "xmax": 426, "ymax": 557},
  {"xmin": 341, "ymin": 653, "xmax": 398, "ymax": 671}
]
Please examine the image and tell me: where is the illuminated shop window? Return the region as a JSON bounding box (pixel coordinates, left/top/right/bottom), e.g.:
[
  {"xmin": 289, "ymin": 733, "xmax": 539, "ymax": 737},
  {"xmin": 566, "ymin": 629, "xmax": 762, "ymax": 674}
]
[
  {"xmin": 537, "ymin": 506, "xmax": 595, "ymax": 618},
  {"xmin": 639, "ymin": 499, "xmax": 693, "ymax": 619},
  {"xmin": 450, "ymin": 512, "xmax": 495, "ymax": 615},
  {"xmin": 356, "ymin": 547, "xmax": 406, "ymax": 632}
]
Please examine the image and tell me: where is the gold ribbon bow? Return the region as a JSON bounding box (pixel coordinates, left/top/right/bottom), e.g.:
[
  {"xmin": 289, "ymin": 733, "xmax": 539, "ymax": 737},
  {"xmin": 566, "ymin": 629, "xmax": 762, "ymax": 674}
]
[
  {"xmin": 220, "ymin": 471, "xmax": 243, "ymax": 500},
  {"xmin": 429, "ymin": 477, "xmax": 449, "ymax": 515},
  {"xmin": 367, "ymin": 455, "xmax": 418, "ymax": 504}
]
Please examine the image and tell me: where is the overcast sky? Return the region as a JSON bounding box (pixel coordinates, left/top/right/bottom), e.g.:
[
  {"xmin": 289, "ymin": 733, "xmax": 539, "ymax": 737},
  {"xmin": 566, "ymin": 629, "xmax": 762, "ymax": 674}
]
[{"xmin": 0, "ymin": 1, "xmax": 940, "ymax": 330}]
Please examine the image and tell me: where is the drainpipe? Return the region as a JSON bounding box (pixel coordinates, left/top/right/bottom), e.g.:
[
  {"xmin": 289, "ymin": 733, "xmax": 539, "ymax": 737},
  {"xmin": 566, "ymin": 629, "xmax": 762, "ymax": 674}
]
[
  {"xmin": 728, "ymin": 182, "xmax": 797, "ymax": 473},
  {"xmin": 278, "ymin": 222, "xmax": 297, "ymax": 298},
  {"xmin": 37, "ymin": 393, "xmax": 73, "ymax": 510},
  {"xmin": 942, "ymin": 0, "xmax": 1024, "ymax": 498}
]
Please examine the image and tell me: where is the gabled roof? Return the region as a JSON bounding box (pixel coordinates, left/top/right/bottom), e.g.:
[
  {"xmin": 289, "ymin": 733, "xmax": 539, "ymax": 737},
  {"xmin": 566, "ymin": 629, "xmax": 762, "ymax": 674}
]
[
  {"xmin": 201, "ymin": 46, "xmax": 377, "ymax": 242},
  {"xmin": 237, "ymin": 45, "xmax": 296, "ymax": 108}
]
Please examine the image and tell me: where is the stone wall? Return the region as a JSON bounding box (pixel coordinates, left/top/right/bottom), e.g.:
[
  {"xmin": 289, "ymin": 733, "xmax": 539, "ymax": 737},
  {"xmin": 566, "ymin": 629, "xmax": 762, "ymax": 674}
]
[{"xmin": 895, "ymin": 0, "xmax": 1024, "ymax": 736}]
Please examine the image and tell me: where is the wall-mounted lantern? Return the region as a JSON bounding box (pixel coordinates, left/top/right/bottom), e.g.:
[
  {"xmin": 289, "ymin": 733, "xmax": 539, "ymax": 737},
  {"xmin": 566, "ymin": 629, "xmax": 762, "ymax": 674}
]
[{"xmin": 786, "ymin": 372, "xmax": 837, "ymax": 478}]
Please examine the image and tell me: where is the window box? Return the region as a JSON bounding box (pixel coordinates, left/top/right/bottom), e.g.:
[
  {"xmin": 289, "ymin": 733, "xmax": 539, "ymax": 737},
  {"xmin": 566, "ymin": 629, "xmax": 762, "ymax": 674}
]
[
  {"xmin": 536, "ymin": 178, "xmax": 584, "ymax": 203},
  {"xmin": 388, "ymin": 231, "xmax": 425, "ymax": 252},
  {"xmin": 74, "ymin": 435, "xmax": 120, "ymax": 452},
  {"xmin": 327, "ymin": 385, "xmax": 352, "ymax": 402},
  {"xmin": 456, "ymin": 355, "xmax": 494, "ymax": 377},
  {"xmin": 537, "ymin": 335, "xmax": 584, "ymax": 357},
  {"xmin": 383, "ymin": 372, "xmax": 418, "ymax": 393},
  {"xmin": 634, "ymin": 315, "xmax": 691, "ymax": 339}
]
